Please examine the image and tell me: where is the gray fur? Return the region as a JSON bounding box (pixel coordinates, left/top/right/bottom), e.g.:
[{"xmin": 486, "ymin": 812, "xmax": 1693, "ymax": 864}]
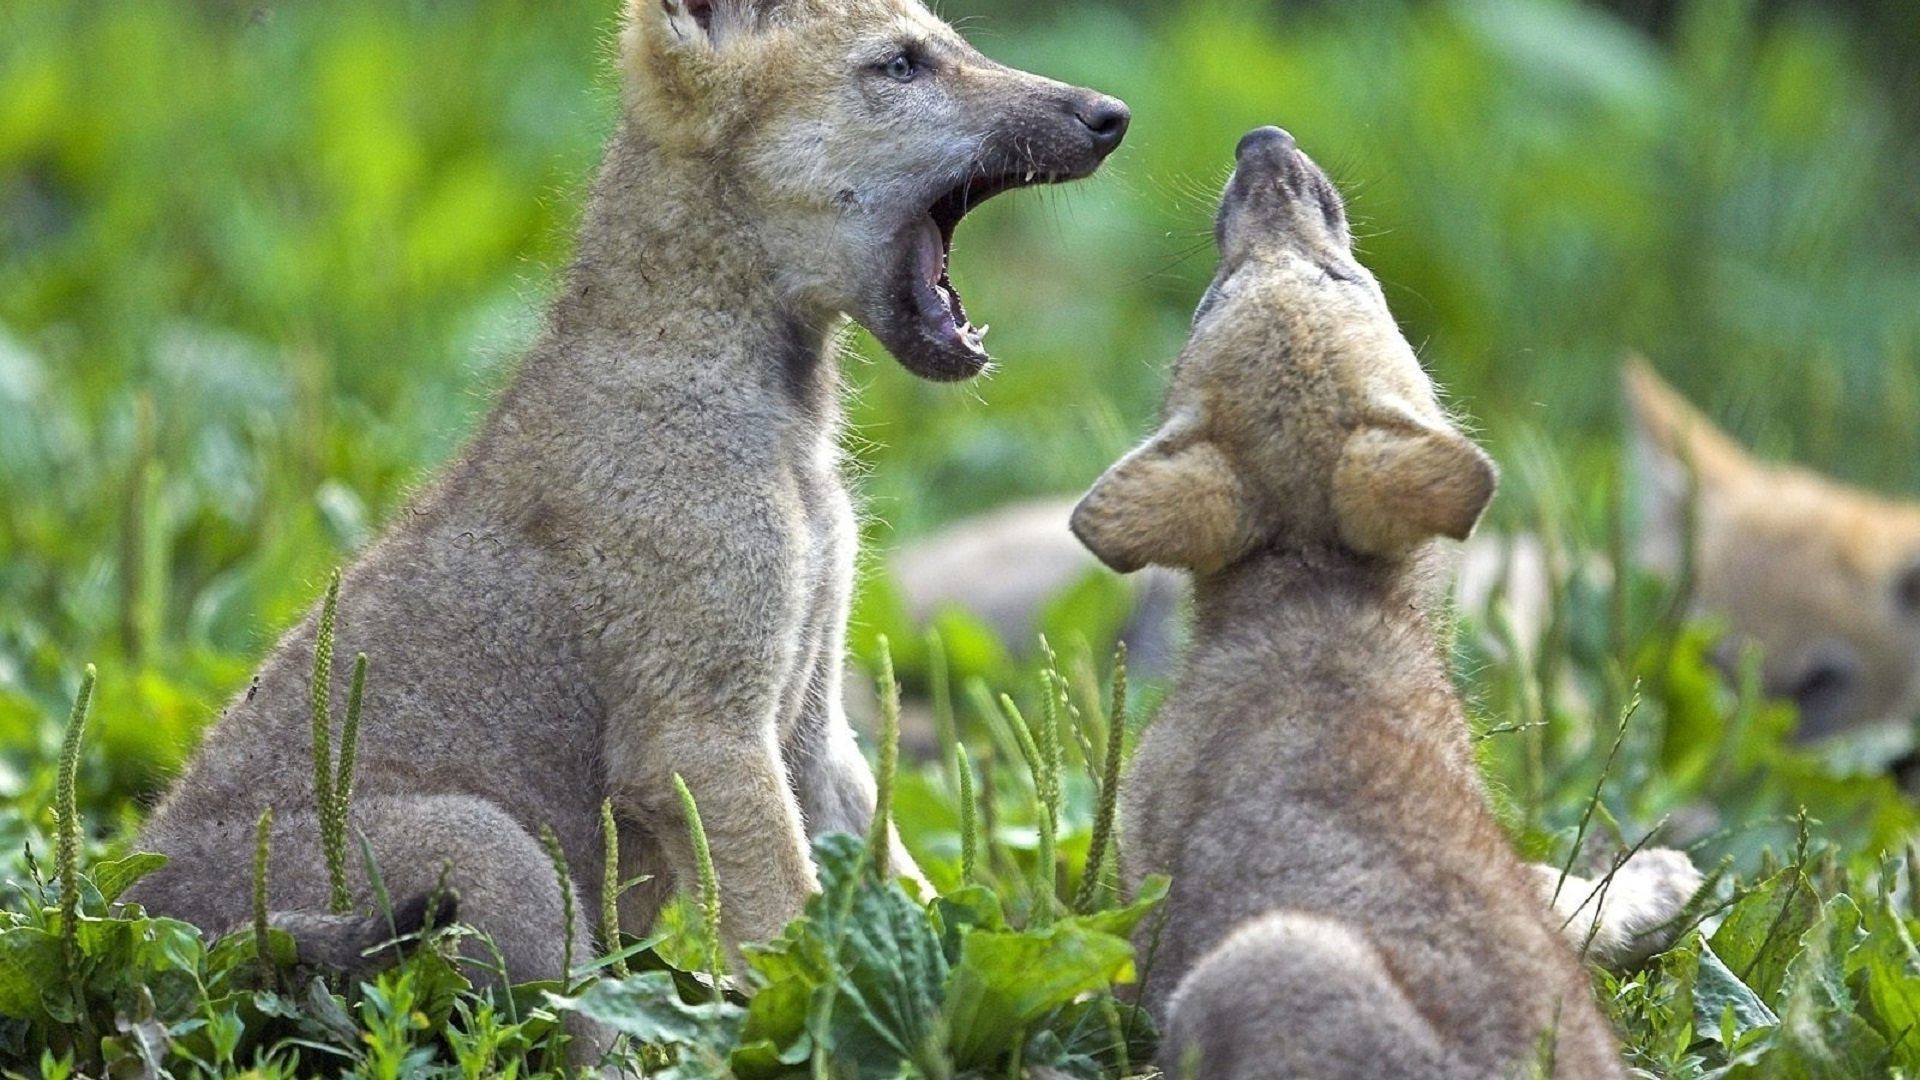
[{"xmin": 130, "ymin": 0, "xmax": 1126, "ymax": 1050}]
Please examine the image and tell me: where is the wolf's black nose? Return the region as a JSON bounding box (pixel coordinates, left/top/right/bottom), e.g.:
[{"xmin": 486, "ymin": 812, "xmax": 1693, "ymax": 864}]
[
  {"xmin": 1237, "ymin": 126, "xmax": 1296, "ymax": 162},
  {"xmin": 1076, "ymin": 95, "xmax": 1131, "ymax": 155}
]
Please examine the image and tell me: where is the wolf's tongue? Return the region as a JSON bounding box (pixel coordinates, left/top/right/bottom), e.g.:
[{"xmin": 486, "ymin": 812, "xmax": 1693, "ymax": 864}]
[{"xmin": 914, "ymin": 216, "xmax": 945, "ymax": 287}]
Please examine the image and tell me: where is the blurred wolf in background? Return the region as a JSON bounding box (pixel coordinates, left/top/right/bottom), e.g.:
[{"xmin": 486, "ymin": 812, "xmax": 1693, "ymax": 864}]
[
  {"xmin": 1622, "ymin": 360, "xmax": 1920, "ymax": 740},
  {"xmin": 130, "ymin": 0, "xmax": 1129, "ymax": 1034},
  {"xmin": 891, "ymin": 366, "xmax": 1920, "ymax": 741}
]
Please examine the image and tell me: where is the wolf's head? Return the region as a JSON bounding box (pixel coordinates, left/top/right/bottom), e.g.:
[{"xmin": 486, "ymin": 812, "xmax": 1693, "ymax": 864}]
[
  {"xmin": 1627, "ymin": 362, "xmax": 1920, "ymax": 736},
  {"xmin": 621, "ymin": 0, "xmax": 1128, "ymax": 381},
  {"xmin": 1071, "ymin": 127, "xmax": 1496, "ymax": 575}
]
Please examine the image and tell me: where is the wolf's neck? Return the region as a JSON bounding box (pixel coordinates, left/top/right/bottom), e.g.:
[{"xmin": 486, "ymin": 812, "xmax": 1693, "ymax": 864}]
[
  {"xmin": 1190, "ymin": 545, "xmax": 1446, "ymax": 638},
  {"xmin": 1180, "ymin": 544, "xmax": 1470, "ymax": 756},
  {"xmin": 522, "ymin": 122, "xmax": 843, "ymax": 416}
]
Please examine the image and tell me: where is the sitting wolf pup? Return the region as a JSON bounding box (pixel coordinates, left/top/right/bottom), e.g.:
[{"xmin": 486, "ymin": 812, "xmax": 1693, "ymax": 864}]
[
  {"xmin": 133, "ymin": 0, "xmax": 1128, "ymax": 1012},
  {"xmin": 1072, "ymin": 128, "xmax": 1629, "ymax": 1078}
]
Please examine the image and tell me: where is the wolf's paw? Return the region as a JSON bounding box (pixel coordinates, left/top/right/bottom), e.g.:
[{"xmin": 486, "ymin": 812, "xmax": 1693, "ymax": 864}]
[{"xmin": 1587, "ymin": 847, "xmax": 1704, "ymax": 969}]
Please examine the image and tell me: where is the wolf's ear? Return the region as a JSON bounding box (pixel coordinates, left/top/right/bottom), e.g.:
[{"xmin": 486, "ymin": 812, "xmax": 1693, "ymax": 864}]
[
  {"xmin": 1334, "ymin": 422, "xmax": 1497, "ymax": 557},
  {"xmin": 1070, "ymin": 417, "xmax": 1253, "ymax": 575},
  {"xmin": 1622, "ymin": 357, "xmax": 1752, "ymax": 482},
  {"xmin": 632, "ymin": 0, "xmax": 778, "ymax": 52},
  {"xmin": 1622, "ymin": 357, "xmax": 1750, "ymax": 570}
]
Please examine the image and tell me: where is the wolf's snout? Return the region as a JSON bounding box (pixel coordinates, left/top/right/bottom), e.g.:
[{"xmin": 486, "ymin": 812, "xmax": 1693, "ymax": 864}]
[
  {"xmin": 1074, "ymin": 94, "xmax": 1132, "ymax": 156},
  {"xmin": 1237, "ymin": 125, "xmax": 1296, "ymax": 164},
  {"xmin": 1780, "ymin": 644, "xmax": 1865, "ymax": 738},
  {"xmin": 1221, "ymin": 126, "xmax": 1350, "ymax": 249}
]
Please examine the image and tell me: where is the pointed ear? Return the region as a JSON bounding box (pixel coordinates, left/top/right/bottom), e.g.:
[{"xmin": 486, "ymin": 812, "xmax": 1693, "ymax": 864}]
[
  {"xmin": 628, "ymin": 0, "xmax": 776, "ymax": 54},
  {"xmin": 1070, "ymin": 420, "xmax": 1253, "ymax": 575},
  {"xmin": 1622, "ymin": 357, "xmax": 1748, "ymax": 570},
  {"xmin": 1622, "ymin": 357, "xmax": 1753, "ymax": 483},
  {"xmin": 1334, "ymin": 423, "xmax": 1497, "ymax": 557}
]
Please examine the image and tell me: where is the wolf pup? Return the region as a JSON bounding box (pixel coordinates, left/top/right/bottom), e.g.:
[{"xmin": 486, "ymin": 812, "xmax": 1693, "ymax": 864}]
[
  {"xmin": 133, "ymin": 0, "xmax": 1128, "ymax": 1001},
  {"xmin": 1626, "ymin": 360, "xmax": 1920, "ymax": 739},
  {"xmin": 1073, "ymin": 129, "xmax": 1626, "ymax": 1078}
]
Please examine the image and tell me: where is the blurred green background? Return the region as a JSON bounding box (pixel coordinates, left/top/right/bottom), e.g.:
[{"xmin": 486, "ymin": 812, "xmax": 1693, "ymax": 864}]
[{"xmin": 3, "ymin": 0, "xmax": 1919, "ymax": 821}]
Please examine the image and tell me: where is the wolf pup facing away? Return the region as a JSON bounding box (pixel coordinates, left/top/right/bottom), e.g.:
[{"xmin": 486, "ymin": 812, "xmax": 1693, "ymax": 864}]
[
  {"xmin": 133, "ymin": 0, "xmax": 1128, "ymax": 1016},
  {"xmin": 1073, "ymin": 129, "xmax": 1627, "ymax": 1078}
]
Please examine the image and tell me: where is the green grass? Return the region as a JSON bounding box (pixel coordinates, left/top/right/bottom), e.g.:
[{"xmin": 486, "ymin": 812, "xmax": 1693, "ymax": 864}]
[{"xmin": 4, "ymin": 0, "xmax": 1920, "ymax": 1075}]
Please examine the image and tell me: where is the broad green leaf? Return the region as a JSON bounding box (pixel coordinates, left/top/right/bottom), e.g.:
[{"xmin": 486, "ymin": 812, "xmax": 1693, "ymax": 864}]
[
  {"xmin": 0, "ymin": 927, "xmax": 62, "ymax": 1016},
  {"xmin": 1712, "ymin": 869, "xmax": 1822, "ymax": 1001},
  {"xmin": 932, "ymin": 885, "xmax": 1007, "ymax": 964},
  {"xmin": 89, "ymin": 853, "xmax": 167, "ymax": 904},
  {"xmin": 548, "ymin": 972, "xmax": 743, "ymax": 1048},
  {"xmin": 945, "ymin": 922, "xmax": 1136, "ymax": 1067},
  {"xmin": 1065, "ymin": 876, "xmax": 1169, "ymax": 941},
  {"xmin": 1694, "ymin": 941, "xmax": 1778, "ymax": 1045},
  {"xmin": 730, "ymin": 977, "xmax": 815, "ymax": 1076},
  {"xmin": 738, "ymin": 834, "xmax": 950, "ymax": 1077},
  {"xmin": 1850, "ymin": 897, "xmax": 1920, "ymax": 1071}
]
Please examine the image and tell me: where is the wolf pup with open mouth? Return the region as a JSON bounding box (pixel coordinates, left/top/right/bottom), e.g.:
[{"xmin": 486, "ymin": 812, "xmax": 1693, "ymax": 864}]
[
  {"xmin": 132, "ymin": 0, "xmax": 1127, "ymax": 1038},
  {"xmin": 1074, "ymin": 129, "xmax": 1647, "ymax": 1078}
]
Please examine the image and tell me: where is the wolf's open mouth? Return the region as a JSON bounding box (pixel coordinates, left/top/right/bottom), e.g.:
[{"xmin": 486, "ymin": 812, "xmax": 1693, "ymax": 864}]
[{"xmin": 893, "ymin": 169, "xmax": 1067, "ymax": 381}]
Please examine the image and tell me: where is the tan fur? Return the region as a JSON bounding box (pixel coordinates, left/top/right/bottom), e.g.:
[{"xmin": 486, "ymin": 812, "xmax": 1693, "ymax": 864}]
[
  {"xmin": 1627, "ymin": 359, "xmax": 1920, "ymax": 737},
  {"xmin": 130, "ymin": 0, "xmax": 1125, "ymax": 1054},
  {"xmin": 1083, "ymin": 128, "xmax": 1626, "ymax": 1078}
]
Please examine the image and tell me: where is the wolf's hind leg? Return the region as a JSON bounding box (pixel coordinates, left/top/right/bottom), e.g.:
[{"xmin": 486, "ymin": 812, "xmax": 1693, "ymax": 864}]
[
  {"xmin": 137, "ymin": 795, "xmax": 610, "ymax": 1060},
  {"xmin": 1532, "ymin": 848, "xmax": 1703, "ymax": 970},
  {"xmin": 315, "ymin": 796, "xmax": 598, "ymax": 990},
  {"xmin": 307, "ymin": 795, "xmax": 613, "ymax": 1063},
  {"xmin": 1162, "ymin": 911, "xmax": 1457, "ymax": 1079}
]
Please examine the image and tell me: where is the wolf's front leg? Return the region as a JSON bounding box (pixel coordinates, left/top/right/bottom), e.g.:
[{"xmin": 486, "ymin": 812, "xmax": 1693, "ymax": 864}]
[
  {"xmin": 627, "ymin": 727, "xmax": 819, "ymax": 954},
  {"xmin": 790, "ymin": 713, "xmax": 926, "ymax": 888}
]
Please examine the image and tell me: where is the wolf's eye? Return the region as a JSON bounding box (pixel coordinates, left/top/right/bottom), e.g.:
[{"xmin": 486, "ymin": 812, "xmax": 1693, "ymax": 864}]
[{"xmin": 881, "ymin": 52, "xmax": 921, "ymax": 83}]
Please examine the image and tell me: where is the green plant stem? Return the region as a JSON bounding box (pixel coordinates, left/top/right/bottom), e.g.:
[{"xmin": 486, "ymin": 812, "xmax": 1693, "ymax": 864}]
[
  {"xmin": 311, "ymin": 571, "xmax": 340, "ymax": 840},
  {"xmin": 1001, "ymin": 692, "xmax": 1057, "ymax": 925},
  {"xmin": 600, "ymin": 799, "xmax": 628, "ymax": 978},
  {"xmin": 539, "ymin": 825, "xmax": 575, "ymax": 992},
  {"xmin": 1076, "ymin": 643, "xmax": 1128, "ymax": 913},
  {"xmin": 927, "ymin": 629, "xmax": 959, "ymax": 793},
  {"xmin": 327, "ymin": 652, "xmax": 367, "ymax": 914},
  {"xmin": 57, "ymin": 664, "xmax": 96, "ymax": 984},
  {"xmin": 1553, "ymin": 690, "xmax": 1638, "ymax": 905},
  {"xmin": 674, "ymin": 774, "xmax": 723, "ymax": 1001},
  {"xmin": 956, "ymin": 743, "xmax": 978, "ymax": 888},
  {"xmin": 870, "ymin": 636, "xmax": 902, "ymax": 880},
  {"xmin": 254, "ymin": 807, "xmax": 274, "ymax": 983}
]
